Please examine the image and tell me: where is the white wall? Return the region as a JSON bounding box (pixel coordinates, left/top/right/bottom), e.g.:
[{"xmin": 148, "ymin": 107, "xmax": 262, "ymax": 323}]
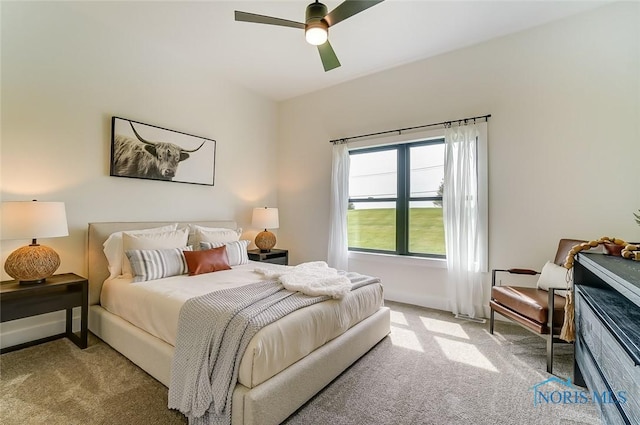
[
  {"xmin": 277, "ymin": 2, "xmax": 640, "ymax": 312},
  {"xmin": 0, "ymin": 2, "xmax": 279, "ymax": 347}
]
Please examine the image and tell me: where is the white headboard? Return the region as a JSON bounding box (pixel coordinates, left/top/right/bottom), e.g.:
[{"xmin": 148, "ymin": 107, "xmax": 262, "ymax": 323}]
[{"xmin": 87, "ymin": 220, "xmax": 238, "ymax": 305}]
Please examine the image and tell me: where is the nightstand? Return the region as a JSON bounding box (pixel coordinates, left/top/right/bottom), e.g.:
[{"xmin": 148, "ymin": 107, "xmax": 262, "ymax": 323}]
[
  {"xmin": 247, "ymin": 249, "xmax": 289, "ymax": 265},
  {"xmin": 0, "ymin": 273, "xmax": 88, "ymax": 353}
]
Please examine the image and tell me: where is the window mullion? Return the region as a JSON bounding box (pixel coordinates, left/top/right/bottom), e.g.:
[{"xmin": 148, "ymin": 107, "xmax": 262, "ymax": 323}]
[{"xmin": 397, "ymin": 146, "xmax": 408, "ymax": 255}]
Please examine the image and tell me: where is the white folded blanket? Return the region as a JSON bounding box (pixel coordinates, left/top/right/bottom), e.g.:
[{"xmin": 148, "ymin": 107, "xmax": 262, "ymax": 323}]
[{"xmin": 254, "ymin": 261, "xmax": 352, "ymax": 299}]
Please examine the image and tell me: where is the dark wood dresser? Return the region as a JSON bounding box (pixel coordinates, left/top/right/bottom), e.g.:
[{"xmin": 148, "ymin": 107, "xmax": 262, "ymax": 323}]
[{"xmin": 574, "ymin": 253, "xmax": 640, "ymax": 424}]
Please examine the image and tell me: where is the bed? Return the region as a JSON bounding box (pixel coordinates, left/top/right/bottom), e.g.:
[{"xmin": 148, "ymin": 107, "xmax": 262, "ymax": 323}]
[{"xmin": 87, "ymin": 221, "xmax": 390, "ymax": 425}]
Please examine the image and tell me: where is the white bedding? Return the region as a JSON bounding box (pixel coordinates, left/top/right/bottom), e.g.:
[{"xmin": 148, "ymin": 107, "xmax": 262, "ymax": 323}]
[{"xmin": 100, "ymin": 261, "xmax": 383, "ymax": 388}]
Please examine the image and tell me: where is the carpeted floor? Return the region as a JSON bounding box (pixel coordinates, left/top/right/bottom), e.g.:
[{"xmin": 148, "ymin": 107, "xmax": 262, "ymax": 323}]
[{"xmin": 0, "ymin": 301, "xmax": 600, "ymax": 425}]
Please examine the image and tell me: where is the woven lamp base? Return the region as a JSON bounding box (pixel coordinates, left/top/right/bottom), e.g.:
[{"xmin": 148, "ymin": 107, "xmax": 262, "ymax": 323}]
[
  {"xmin": 255, "ymin": 230, "xmax": 276, "ymax": 252},
  {"xmin": 4, "ymin": 244, "xmax": 61, "ymax": 284}
]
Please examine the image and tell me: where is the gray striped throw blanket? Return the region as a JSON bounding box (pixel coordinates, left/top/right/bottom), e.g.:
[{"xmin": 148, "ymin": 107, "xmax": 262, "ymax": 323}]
[{"xmin": 168, "ymin": 273, "xmax": 380, "ymax": 425}]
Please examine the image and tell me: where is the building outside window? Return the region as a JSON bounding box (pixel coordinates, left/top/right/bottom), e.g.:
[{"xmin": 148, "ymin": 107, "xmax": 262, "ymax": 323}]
[{"xmin": 348, "ymin": 138, "xmax": 445, "ymax": 258}]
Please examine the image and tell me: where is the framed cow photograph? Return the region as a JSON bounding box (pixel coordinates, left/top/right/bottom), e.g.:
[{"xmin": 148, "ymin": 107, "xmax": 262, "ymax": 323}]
[{"xmin": 110, "ymin": 117, "xmax": 216, "ymax": 186}]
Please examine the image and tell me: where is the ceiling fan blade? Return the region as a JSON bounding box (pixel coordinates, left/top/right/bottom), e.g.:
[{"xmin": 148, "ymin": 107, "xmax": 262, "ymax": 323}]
[
  {"xmin": 318, "ymin": 41, "xmax": 341, "ymax": 72},
  {"xmin": 324, "ymin": 0, "xmax": 384, "ymax": 27},
  {"xmin": 234, "ymin": 11, "xmax": 305, "ymax": 29}
]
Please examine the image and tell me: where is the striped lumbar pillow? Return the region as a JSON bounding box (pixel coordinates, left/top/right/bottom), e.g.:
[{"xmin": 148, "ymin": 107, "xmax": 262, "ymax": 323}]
[
  {"xmin": 200, "ymin": 240, "xmax": 250, "ymax": 266},
  {"xmin": 126, "ymin": 246, "xmax": 192, "ymax": 282}
]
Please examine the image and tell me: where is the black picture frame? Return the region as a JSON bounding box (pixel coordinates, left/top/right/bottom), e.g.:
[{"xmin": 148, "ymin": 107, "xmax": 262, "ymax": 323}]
[{"xmin": 110, "ymin": 117, "xmax": 216, "ymax": 186}]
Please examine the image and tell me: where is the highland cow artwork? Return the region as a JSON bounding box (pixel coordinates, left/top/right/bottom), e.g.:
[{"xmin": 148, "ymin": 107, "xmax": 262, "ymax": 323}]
[{"xmin": 110, "ymin": 117, "xmax": 216, "ymax": 186}]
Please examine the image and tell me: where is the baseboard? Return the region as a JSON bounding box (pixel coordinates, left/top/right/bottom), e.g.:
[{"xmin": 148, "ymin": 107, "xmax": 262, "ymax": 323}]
[
  {"xmin": 384, "ymin": 294, "xmax": 505, "ymax": 324},
  {"xmin": 384, "ymin": 290, "xmax": 449, "ymax": 312}
]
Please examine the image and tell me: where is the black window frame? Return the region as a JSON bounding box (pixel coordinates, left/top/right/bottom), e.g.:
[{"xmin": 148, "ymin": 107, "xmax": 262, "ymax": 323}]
[{"xmin": 348, "ymin": 138, "xmax": 445, "ymax": 258}]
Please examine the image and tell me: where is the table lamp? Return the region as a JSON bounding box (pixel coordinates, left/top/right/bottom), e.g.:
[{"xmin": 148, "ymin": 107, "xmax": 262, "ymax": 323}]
[
  {"xmin": 1, "ymin": 200, "xmax": 69, "ymax": 284},
  {"xmin": 252, "ymin": 207, "xmax": 279, "ymax": 252}
]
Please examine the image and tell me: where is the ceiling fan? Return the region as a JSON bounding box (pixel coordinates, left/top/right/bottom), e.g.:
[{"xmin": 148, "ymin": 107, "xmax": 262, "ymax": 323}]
[{"xmin": 235, "ymin": 1, "xmax": 384, "ymax": 72}]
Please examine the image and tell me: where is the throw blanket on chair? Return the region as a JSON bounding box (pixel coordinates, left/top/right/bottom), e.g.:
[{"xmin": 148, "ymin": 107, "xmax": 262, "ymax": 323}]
[
  {"xmin": 168, "ymin": 274, "xmax": 380, "ymax": 425},
  {"xmin": 254, "ymin": 261, "xmax": 352, "ymax": 299}
]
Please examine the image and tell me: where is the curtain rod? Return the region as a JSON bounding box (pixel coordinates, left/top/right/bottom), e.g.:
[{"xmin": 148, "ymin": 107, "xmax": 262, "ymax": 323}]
[{"xmin": 329, "ymin": 114, "xmax": 491, "ymax": 144}]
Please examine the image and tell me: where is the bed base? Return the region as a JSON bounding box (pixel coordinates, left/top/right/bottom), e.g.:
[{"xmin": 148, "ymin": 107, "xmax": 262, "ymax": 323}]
[{"xmin": 89, "ymin": 304, "xmax": 390, "ymax": 425}]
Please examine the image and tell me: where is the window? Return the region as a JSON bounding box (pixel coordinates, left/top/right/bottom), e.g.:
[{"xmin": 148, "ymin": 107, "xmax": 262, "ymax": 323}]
[{"xmin": 347, "ymin": 138, "xmax": 445, "ymax": 257}]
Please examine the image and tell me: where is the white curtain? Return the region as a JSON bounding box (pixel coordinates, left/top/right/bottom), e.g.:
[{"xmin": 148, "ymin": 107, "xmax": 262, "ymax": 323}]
[
  {"xmin": 327, "ymin": 142, "xmax": 350, "ymax": 271},
  {"xmin": 443, "ymin": 122, "xmax": 488, "ymax": 319}
]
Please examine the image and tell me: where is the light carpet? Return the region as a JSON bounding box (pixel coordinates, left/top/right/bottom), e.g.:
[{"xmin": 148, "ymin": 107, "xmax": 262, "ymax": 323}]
[{"xmin": 0, "ymin": 301, "xmax": 600, "ymax": 424}]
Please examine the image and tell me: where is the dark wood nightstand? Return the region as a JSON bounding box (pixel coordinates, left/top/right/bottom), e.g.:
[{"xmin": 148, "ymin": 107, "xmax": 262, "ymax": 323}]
[
  {"xmin": 0, "ymin": 273, "xmax": 88, "ymax": 353},
  {"xmin": 247, "ymin": 249, "xmax": 289, "ymax": 265}
]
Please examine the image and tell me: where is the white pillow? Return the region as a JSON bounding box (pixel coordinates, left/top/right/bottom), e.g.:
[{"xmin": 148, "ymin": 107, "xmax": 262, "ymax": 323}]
[
  {"xmin": 121, "ymin": 228, "xmax": 189, "ymax": 277},
  {"xmin": 190, "ymin": 224, "xmax": 233, "ymax": 233},
  {"xmin": 103, "ymin": 224, "xmax": 177, "ymax": 278},
  {"xmin": 536, "ymin": 261, "xmax": 571, "ymax": 296},
  {"xmin": 200, "ymin": 240, "xmax": 250, "ymax": 266},
  {"xmin": 191, "ymin": 225, "xmax": 241, "ymax": 248}
]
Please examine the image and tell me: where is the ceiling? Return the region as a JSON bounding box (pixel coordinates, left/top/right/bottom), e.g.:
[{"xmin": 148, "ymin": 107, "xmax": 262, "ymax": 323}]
[{"xmin": 63, "ymin": 1, "xmax": 610, "ymax": 101}]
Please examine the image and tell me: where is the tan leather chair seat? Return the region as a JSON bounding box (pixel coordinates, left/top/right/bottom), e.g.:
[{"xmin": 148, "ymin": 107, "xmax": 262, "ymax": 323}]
[{"xmin": 491, "ymin": 286, "xmax": 565, "ymax": 327}]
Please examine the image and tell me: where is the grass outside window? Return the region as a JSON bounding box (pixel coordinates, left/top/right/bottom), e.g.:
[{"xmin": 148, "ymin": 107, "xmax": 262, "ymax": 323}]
[{"xmin": 348, "ymin": 207, "xmax": 445, "ymax": 255}]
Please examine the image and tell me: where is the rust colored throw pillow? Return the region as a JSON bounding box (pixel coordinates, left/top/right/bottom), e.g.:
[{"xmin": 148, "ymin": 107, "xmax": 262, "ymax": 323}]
[{"xmin": 183, "ymin": 246, "xmax": 231, "ymax": 276}]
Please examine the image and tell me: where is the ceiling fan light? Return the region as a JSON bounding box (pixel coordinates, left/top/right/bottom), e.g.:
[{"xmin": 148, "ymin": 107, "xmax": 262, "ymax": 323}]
[{"xmin": 305, "ymin": 22, "xmax": 328, "ymax": 45}]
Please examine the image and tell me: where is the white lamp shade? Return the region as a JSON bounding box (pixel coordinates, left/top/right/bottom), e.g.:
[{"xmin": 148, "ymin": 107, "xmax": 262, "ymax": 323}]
[
  {"xmin": 252, "ymin": 207, "xmax": 279, "ymax": 230},
  {"xmin": 1, "ymin": 201, "xmax": 69, "ymax": 240}
]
